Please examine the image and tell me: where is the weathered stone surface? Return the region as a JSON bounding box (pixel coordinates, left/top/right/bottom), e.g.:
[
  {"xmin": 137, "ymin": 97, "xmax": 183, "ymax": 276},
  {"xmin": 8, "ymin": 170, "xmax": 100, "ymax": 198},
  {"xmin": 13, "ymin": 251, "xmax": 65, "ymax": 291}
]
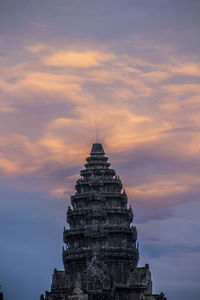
[{"xmin": 41, "ymin": 143, "xmax": 166, "ymax": 300}]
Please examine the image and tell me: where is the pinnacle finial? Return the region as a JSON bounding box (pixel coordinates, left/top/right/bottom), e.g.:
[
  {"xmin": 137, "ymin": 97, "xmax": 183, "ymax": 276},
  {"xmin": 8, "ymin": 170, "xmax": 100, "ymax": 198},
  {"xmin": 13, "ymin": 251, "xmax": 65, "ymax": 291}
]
[
  {"xmin": 90, "ymin": 143, "xmax": 105, "ymax": 155},
  {"xmin": 96, "ymin": 128, "xmax": 99, "ymax": 143}
]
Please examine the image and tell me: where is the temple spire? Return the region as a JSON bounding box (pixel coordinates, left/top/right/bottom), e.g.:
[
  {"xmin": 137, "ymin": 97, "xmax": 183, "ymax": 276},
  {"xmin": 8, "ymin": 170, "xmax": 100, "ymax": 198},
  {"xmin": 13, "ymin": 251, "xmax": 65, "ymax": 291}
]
[{"xmin": 42, "ymin": 142, "xmax": 167, "ymax": 300}]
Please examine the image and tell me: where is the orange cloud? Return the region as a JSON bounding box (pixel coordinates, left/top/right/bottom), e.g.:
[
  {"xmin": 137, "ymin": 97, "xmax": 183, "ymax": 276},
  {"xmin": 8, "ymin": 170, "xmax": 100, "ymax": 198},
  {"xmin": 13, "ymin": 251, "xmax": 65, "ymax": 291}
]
[
  {"xmin": 163, "ymin": 83, "xmax": 200, "ymax": 95},
  {"xmin": 140, "ymin": 71, "xmax": 170, "ymax": 83},
  {"xmin": 0, "ymin": 104, "xmax": 15, "ymax": 113},
  {"xmin": 127, "ymin": 179, "xmax": 189, "ymax": 199},
  {"xmin": 159, "ymin": 100, "xmax": 180, "ymax": 111},
  {"xmin": 43, "ymin": 51, "xmax": 115, "ymax": 68},
  {"xmin": 168, "ymin": 63, "xmax": 200, "ymax": 77},
  {"xmin": 0, "ymin": 44, "xmax": 200, "ymax": 205},
  {"xmin": 0, "ymin": 157, "xmax": 19, "ymax": 174},
  {"xmin": 49, "ymin": 187, "xmax": 73, "ymax": 199},
  {"xmin": 0, "ymin": 71, "xmax": 92, "ymax": 105},
  {"xmin": 45, "ymin": 104, "xmax": 156, "ymax": 154}
]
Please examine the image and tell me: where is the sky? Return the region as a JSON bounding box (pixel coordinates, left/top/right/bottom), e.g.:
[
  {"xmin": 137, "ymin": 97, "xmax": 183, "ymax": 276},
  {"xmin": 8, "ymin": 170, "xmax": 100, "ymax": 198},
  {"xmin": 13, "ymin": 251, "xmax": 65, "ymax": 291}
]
[{"xmin": 0, "ymin": 0, "xmax": 200, "ymax": 299}]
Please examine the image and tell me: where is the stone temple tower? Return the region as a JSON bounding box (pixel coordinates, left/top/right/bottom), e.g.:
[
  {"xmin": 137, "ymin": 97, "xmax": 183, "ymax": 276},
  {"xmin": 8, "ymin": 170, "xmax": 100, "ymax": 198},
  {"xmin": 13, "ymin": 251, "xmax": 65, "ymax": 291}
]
[{"xmin": 41, "ymin": 143, "xmax": 166, "ymax": 300}]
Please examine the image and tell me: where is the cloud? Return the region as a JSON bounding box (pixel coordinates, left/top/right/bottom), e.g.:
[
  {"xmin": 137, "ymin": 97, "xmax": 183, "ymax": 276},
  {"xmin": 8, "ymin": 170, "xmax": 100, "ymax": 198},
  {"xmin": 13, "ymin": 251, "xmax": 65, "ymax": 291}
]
[
  {"xmin": 127, "ymin": 179, "xmax": 188, "ymax": 199},
  {"xmin": 43, "ymin": 51, "xmax": 115, "ymax": 68},
  {"xmin": 168, "ymin": 62, "xmax": 200, "ymax": 77},
  {"xmin": 140, "ymin": 250, "xmax": 200, "ymax": 299},
  {"xmin": 137, "ymin": 201, "xmax": 200, "ymax": 298},
  {"xmin": 140, "ymin": 71, "xmax": 170, "ymax": 83},
  {"xmin": 163, "ymin": 83, "xmax": 200, "ymax": 96},
  {"xmin": 0, "ymin": 71, "xmax": 90, "ymax": 106},
  {"xmin": 159, "ymin": 100, "xmax": 181, "ymax": 111},
  {"xmin": 25, "ymin": 43, "xmax": 49, "ymax": 53},
  {"xmin": 0, "ymin": 44, "xmax": 200, "ymax": 215},
  {"xmin": 0, "ymin": 157, "xmax": 19, "ymax": 174},
  {"xmin": 1, "ymin": 3, "xmax": 200, "ymax": 299},
  {"xmin": 49, "ymin": 187, "xmax": 73, "ymax": 199},
  {"xmin": 45, "ymin": 105, "xmax": 155, "ymax": 155},
  {"xmin": 139, "ymin": 202, "xmax": 200, "ymax": 248},
  {"xmin": 0, "ymin": 104, "xmax": 15, "ymax": 113}
]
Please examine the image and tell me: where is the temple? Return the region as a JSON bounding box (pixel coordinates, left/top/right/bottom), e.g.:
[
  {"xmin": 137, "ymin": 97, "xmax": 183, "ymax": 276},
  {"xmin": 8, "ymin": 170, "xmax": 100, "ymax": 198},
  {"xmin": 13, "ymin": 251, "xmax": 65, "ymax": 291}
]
[{"xmin": 40, "ymin": 143, "xmax": 166, "ymax": 300}]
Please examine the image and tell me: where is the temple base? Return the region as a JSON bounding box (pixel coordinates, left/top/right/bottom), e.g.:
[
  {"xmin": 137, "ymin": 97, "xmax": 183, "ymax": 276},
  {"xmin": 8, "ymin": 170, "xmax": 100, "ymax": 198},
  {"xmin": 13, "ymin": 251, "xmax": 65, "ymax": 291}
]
[{"xmin": 40, "ymin": 264, "xmax": 166, "ymax": 300}]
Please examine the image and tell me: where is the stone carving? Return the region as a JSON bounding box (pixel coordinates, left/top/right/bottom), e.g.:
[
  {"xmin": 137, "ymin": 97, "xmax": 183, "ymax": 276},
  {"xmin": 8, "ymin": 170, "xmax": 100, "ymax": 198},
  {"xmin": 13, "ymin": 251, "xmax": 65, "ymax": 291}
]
[
  {"xmin": 68, "ymin": 274, "xmax": 88, "ymax": 300},
  {"xmin": 41, "ymin": 143, "xmax": 166, "ymax": 300},
  {"xmin": 82, "ymin": 256, "xmax": 112, "ymax": 292}
]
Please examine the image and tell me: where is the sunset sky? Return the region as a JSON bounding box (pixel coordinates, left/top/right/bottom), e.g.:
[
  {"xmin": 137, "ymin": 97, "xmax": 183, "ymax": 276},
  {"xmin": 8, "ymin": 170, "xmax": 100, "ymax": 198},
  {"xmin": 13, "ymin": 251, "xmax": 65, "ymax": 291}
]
[{"xmin": 0, "ymin": 1, "xmax": 200, "ymax": 299}]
